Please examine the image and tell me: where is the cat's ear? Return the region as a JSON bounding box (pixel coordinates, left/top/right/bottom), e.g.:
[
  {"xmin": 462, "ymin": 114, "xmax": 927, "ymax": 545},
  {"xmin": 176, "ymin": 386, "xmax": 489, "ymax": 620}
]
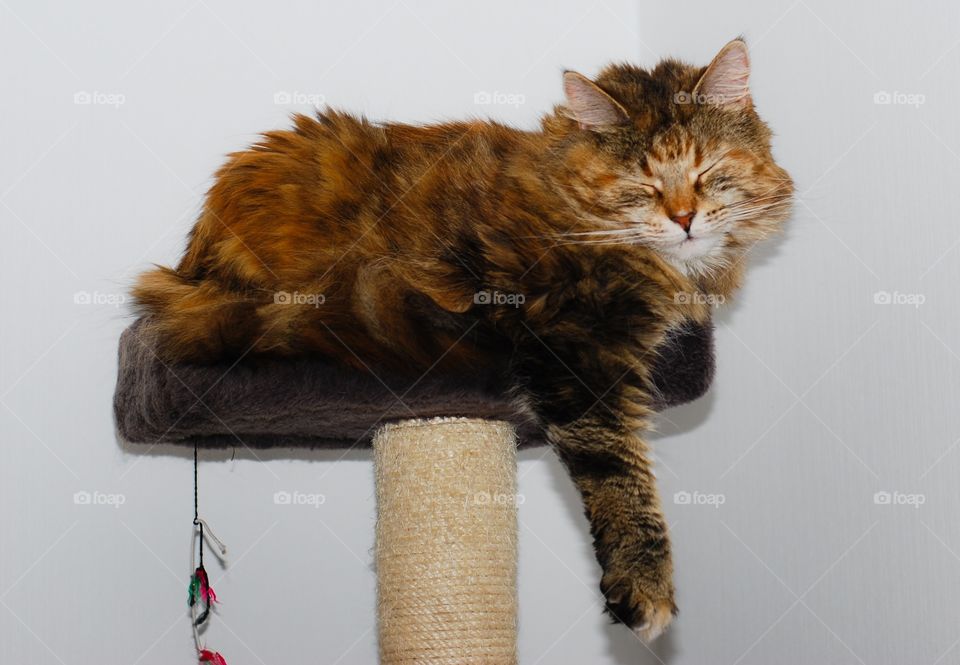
[
  {"xmin": 693, "ymin": 39, "xmax": 752, "ymax": 109},
  {"xmin": 562, "ymin": 71, "xmax": 629, "ymax": 130}
]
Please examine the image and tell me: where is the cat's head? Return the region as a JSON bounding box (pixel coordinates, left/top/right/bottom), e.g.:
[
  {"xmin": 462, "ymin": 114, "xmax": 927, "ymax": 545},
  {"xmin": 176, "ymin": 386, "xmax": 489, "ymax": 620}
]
[{"xmin": 549, "ymin": 39, "xmax": 793, "ymax": 278}]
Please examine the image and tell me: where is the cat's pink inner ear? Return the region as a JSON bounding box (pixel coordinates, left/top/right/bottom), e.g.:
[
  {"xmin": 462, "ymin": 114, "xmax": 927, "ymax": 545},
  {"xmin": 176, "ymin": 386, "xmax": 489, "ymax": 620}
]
[
  {"xmin": 694, "ymin": 39, "xmax": 751, "ymax": 108},
  {"xmin": 562, "ymin": 71, "xmax": 629, "ymax": 129}
]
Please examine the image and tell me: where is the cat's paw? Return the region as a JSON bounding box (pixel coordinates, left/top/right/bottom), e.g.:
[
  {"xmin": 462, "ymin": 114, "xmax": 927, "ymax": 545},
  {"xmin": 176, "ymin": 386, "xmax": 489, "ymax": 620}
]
[
  {"xmin": 601, "ymin": 574, "xmax": 677, "ymax": 642},
  {"xmin": 630, "ymin": 598, "xmax": 675, "ymax": 642}
]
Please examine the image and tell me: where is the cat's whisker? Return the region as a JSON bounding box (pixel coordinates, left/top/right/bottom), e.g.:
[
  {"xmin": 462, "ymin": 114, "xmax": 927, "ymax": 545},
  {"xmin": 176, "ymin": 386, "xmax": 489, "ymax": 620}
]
[
  {"xmin": 720, "ymin": 199, "xmax": 793, "ymax": 217},
  {"xmin": 724, "ymin": 203, "xmax": 791, "ymax": 216},
  {"xmin": 724, "ymin": 194, "xmax": 792, "ymax": 210},
  {"xmin": 549, "ymin": 227, "xmax": 638, "ymax": 238},
  {"xmin": 554, "ymin": 232, "xmax": 649, "ymax": 247},
  {"xmin": 729, "ymin": 194, "xmax": 793, "ymax": 206}
]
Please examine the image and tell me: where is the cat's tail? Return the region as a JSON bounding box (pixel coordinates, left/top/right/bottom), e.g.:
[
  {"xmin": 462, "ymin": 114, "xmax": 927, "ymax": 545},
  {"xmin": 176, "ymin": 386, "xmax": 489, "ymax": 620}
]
[{"xmin": 130, "ymin": 266, "xmax": 262, "ymax": 363}]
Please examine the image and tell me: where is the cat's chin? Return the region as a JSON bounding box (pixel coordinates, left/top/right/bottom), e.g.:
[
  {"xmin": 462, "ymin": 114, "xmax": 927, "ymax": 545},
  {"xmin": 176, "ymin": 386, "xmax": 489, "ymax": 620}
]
[{"xmin": 659, "ymin": 236, "xmax": 724, "ymax": 276}]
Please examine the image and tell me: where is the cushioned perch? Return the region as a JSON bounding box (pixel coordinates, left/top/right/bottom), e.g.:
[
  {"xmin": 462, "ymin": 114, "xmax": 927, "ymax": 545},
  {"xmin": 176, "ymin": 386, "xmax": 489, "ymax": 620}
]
[{"xmin": 114, "ymin": 317, "xmax": 714, "ymax": 450}]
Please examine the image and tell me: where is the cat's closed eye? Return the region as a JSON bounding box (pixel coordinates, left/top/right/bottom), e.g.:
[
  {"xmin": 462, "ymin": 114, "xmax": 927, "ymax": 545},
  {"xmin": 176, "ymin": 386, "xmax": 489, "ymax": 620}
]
[{"xmin": 694, "ymin": 153, "xmax": 730, "ymax": 182}]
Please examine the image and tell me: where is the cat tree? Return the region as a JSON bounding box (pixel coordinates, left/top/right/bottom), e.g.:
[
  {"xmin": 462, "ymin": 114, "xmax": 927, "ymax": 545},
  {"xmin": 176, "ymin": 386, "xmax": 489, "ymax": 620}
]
[{"xmin": 114, "ymin": 316, "xmax": 713, "ymax": 663}]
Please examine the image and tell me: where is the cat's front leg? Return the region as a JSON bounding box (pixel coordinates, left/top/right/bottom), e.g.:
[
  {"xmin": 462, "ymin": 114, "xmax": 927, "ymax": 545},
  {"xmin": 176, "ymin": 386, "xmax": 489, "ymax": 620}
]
[{"xmin": 548, "ymin": 413, "xmax": 676, "ymax": 641}]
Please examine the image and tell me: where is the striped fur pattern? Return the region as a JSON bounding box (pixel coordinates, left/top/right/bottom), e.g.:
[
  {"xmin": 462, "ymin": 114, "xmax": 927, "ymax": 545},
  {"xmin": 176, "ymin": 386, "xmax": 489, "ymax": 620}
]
[{"xmin": 132, "ymin": 39, "xmax": 792, "ymax": 639}]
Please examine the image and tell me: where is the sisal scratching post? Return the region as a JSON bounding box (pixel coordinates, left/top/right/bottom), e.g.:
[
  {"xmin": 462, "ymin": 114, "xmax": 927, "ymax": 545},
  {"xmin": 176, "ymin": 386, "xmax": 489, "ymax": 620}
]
[{"xmin": 373, "ymin": 418, "xmax": 519, "ymax": 665}]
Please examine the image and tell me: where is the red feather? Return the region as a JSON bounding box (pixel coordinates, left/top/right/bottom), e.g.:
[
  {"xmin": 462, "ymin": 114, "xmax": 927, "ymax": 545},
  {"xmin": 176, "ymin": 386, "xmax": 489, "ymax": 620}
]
[
  {"xmin": 195, "ymin": 567, "xmax": 218, "ymax": 604},
  {"xmin": 199, "ymin": 649, "xmax": 227, "ymax": 665}
]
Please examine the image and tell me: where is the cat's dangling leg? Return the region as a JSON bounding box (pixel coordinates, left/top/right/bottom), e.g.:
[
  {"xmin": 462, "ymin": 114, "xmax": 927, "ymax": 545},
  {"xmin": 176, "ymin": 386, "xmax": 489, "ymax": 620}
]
[{"xmin": 547, "ymin": 413, "xmax": 676, "ymax": 641}]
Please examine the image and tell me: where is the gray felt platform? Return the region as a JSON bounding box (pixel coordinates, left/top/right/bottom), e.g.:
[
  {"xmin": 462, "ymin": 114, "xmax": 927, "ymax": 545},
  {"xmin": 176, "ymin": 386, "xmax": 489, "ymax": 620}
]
[{"xmin": 114, "ymin": 317, "xmax": 714, "ymax": 450}]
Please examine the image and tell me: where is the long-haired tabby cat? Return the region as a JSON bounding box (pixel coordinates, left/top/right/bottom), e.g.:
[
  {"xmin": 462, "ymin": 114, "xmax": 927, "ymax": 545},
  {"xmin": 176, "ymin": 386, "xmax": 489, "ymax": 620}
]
[{"xmin": 133, "ymin": 39, "xmax": 792, "ymax": 640}]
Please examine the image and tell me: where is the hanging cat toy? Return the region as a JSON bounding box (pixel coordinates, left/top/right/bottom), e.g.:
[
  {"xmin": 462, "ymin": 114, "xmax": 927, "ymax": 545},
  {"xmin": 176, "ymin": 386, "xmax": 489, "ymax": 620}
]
[{"xmin": 188, "ymin": 443, "xmax": 228, "ymax": 665}]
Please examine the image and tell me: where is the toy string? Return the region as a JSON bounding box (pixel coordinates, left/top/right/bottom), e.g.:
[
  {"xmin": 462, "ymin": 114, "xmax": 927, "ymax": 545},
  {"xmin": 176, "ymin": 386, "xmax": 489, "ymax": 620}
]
[{"xmin": 194, "ymin": 442, "xmax": 203, "ymax": 567}]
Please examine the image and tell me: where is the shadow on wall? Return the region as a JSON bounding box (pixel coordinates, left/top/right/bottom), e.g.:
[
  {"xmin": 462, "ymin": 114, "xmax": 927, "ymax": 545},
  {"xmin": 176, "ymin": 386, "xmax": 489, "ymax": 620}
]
[{"xmin": 118, "ymin": 433, "xmax": 375, "ymax": 463}]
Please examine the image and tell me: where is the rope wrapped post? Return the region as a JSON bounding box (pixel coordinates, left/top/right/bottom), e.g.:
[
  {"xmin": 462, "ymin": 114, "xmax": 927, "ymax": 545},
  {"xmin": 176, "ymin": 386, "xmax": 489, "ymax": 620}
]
[{"xmin": 373, "ymin": 417, "xmax": 519, "ymax": 665}]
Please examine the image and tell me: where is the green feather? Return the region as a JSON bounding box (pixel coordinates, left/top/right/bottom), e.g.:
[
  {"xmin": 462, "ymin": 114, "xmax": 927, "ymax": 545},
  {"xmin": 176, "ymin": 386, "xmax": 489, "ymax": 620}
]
[{"xmin": 188, "ymin": 575, "xmax": 201, "ymax": 606}]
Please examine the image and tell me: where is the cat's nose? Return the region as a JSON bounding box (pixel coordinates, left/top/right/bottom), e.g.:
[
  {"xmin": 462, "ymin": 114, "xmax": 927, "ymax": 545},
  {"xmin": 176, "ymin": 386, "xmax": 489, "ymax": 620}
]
[{"xmin": 670, "ymin": 211, "xmax": 695, "ymax": 232}]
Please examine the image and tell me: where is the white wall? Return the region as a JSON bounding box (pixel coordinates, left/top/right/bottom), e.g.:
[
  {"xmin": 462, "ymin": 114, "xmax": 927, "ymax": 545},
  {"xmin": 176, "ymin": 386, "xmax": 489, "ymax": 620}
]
[{"xmin": 1, "ymin": 1, "xmax": 958, "ymax": 664}]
